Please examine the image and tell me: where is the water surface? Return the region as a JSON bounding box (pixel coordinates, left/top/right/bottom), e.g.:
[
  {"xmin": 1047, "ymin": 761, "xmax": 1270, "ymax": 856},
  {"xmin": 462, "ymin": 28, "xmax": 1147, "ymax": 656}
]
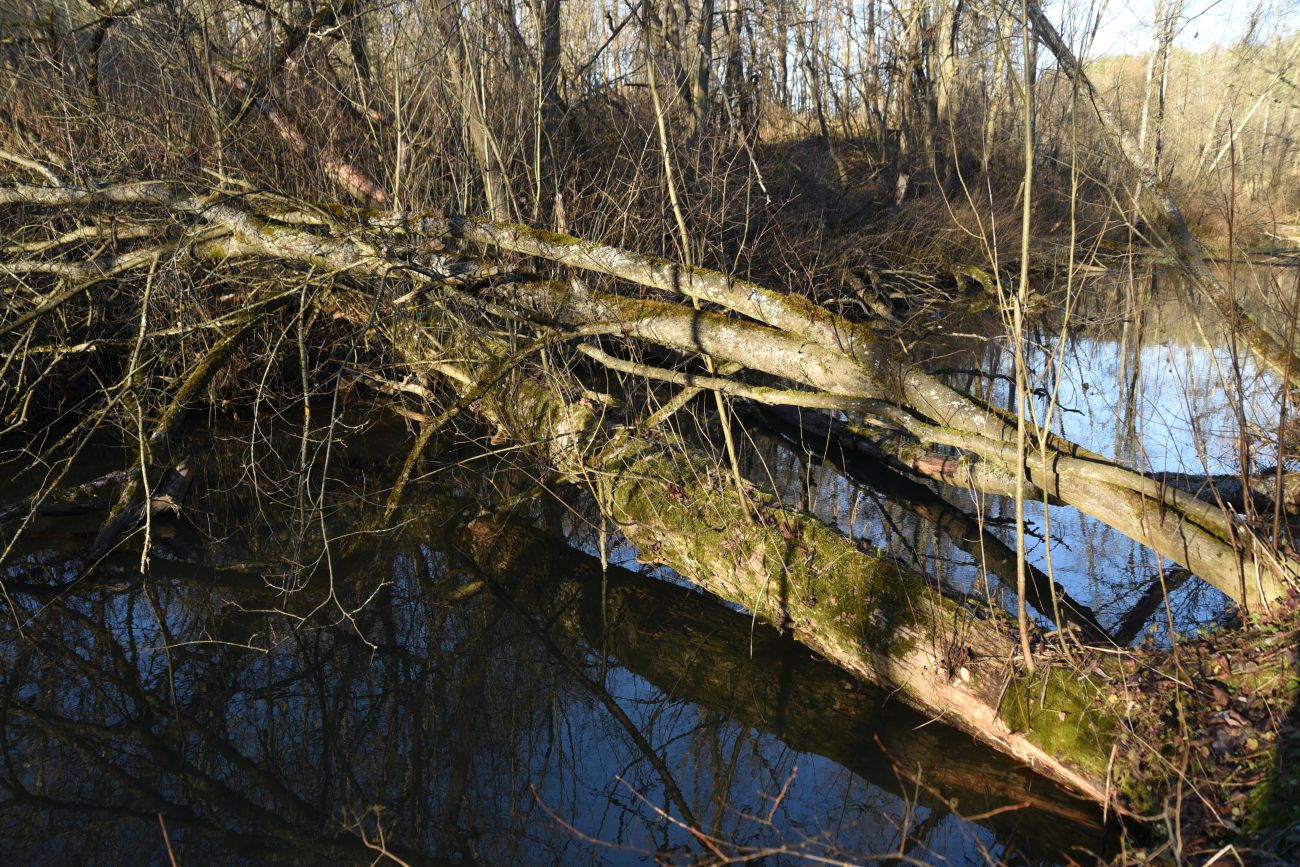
[{"xmin": 7, "ymin": 266, "xmax": 1285, "ymax": 865}]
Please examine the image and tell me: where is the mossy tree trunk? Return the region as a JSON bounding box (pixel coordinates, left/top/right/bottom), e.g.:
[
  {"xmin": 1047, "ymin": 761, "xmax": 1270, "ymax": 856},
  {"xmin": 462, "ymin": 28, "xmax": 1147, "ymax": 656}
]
[{"xmin": 3, "ymin": 173, "xmax": 1290, "ymax": 808}]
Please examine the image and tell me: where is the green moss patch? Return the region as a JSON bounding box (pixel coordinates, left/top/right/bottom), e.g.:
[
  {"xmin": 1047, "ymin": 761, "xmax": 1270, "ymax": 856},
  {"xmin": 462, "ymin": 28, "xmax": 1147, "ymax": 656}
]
[{"xmin": 999, "ymin": 661, "xmax": 1119, "ymax": 783}]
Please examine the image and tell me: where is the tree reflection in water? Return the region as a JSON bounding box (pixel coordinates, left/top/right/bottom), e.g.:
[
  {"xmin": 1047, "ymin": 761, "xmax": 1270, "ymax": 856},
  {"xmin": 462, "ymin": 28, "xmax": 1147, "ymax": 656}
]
[{"xmin": 0, "ymin": 498, "xmax": 1107, "ymax": 865}]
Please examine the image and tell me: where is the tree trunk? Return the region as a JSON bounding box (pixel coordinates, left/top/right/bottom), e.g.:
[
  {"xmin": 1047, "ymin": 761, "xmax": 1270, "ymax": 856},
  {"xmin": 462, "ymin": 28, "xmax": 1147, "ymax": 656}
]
[{"xmin": 7, "ymin": 175, "xmax": 1296, "ymax": 806}]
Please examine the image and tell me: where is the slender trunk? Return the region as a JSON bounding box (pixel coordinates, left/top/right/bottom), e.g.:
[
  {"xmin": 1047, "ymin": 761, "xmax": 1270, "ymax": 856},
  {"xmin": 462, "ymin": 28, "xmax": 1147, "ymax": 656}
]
[
  {"xmin": 933, "ymin": 0, "xmax": 960, "ymax": 168},
  {"xmin": 1151, "ymin": 0, "xmax": 1185, "ymax": 175},
  {"xmin": 802, "ymin": 21, "xmax": 848, "ymax": 186},
  {"xmin": 1014, "ymin": 0, "xmax": 1037, "ymax": 671},
  {"xmin": 689, "ymin": 0, "xmax": 715, "ymax": 138},
  {"xmin": 444, "ymin": 8, "xmax": 511, "ymax": 221},
  {"xmin": 1136, "ymin": 0, "xmax": 1167, "ymax": 155}
]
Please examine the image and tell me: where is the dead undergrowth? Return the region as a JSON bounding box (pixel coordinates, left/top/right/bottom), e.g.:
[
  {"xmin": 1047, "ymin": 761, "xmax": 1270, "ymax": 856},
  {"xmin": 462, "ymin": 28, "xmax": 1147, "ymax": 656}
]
[{"xmin": 1112, "ymin": 590, "xmax": 1300, "ymax": 864}]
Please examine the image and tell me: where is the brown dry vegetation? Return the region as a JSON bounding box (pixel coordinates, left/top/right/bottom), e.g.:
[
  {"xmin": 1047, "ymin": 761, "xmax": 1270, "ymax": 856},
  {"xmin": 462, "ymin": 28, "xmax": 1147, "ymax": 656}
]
[
  {"xmin": 2, "ymin": 0, "xmax": 1300, "ymax": 863},
  {"xmin": 1088, "ymin": 37, "xmax": 1300, "ymax": 247}
]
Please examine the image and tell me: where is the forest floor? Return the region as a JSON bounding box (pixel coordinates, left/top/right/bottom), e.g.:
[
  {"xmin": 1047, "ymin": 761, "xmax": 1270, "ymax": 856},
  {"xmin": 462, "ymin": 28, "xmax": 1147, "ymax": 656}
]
[{"xmin": 1114, "ymin": 590, "xmax": 1300, "ymax": 864}]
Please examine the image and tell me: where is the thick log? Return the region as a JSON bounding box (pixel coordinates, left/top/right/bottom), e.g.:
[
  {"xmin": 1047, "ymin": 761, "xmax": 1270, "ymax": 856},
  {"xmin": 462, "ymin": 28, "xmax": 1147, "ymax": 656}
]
[
  {"xmin": 865, "ymin": 424, "xmax": 1290, "ymax": 609},
  {"xmin": 492, "ymin": 279, "xmax": 887, "ymax": 400},
  {"xmin": 325, "ymin": 286, "xmax": 1122, "ymax": 802},
  {"xmin": 754, "ymin": 406, "xmax": 1113, "ymax": 643}
]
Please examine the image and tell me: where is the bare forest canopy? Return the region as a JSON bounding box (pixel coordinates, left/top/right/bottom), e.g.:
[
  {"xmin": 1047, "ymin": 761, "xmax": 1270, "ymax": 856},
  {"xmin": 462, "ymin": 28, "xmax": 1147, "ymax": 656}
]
[{"xmin": 2, "ymin": 0, "xmax": 1300, "ymax": 861}]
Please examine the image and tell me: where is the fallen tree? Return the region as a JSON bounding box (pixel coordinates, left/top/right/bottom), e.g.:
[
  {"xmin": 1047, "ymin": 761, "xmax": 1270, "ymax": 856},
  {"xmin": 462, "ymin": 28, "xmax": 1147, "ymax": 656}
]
[
  {"xmin": 3, "ymin": 178, "xmax": 1290, "ymax": 610},
  {"xmin": 390, "ymin": 213, "xmax": 1298, "ymax": 609},
  {"xmin": 461, "ymin": 510, "xmax": 1108, "ymax": 852},
  {"xmin": 2, "ymin": 168, "xmax": 1297, "ymax": 810}
]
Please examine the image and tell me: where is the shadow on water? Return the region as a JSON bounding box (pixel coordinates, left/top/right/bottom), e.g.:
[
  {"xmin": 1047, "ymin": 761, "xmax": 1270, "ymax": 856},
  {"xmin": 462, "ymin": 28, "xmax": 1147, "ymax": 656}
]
[{"xmin": 0, "ymin": 486, "xmax": 1110, "ymax": 865}]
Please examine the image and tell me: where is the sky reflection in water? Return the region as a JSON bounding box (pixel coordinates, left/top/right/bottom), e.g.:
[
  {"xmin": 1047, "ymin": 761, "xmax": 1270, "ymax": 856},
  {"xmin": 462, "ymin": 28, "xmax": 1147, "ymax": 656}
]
[{"xmin": 7, "ymin": 295, "xmax": 1269, "ymax": 864}]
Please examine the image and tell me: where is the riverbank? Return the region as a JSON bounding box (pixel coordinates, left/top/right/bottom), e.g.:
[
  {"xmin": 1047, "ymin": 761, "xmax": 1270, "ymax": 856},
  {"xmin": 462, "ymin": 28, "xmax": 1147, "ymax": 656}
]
[{"xmin": 1113, "ymin": 592, "xmax": 1300, "ymax": 863}]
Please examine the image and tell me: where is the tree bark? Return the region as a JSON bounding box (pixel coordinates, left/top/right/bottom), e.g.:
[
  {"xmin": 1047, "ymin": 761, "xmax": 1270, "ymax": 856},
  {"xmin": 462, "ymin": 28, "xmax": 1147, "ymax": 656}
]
[{"xmin": 8, "ymin": 176, "xmax": 1298, "ymax": 805}]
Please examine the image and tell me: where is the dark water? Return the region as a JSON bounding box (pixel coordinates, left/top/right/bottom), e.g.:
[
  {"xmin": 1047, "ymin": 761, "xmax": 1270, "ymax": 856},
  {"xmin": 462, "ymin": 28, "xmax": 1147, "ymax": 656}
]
[
  {"xmin": 0, "ymin": 501, "xmax": 1106, "ymax": 865},
  {"xmin": 7, "ymin": 270, "xmax": 1287, "ymax": 865}
]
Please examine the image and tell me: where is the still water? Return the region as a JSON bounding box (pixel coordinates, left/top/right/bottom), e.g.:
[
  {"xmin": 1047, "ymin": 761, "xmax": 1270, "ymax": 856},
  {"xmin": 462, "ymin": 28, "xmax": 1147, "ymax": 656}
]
[
  {"xmin": 0, "ymin": 505, "xmax": 1105, "ymax": 865},
  {"xmin": 1, "ymin": 273, "xmax": 1283, "ymax": 865}
]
